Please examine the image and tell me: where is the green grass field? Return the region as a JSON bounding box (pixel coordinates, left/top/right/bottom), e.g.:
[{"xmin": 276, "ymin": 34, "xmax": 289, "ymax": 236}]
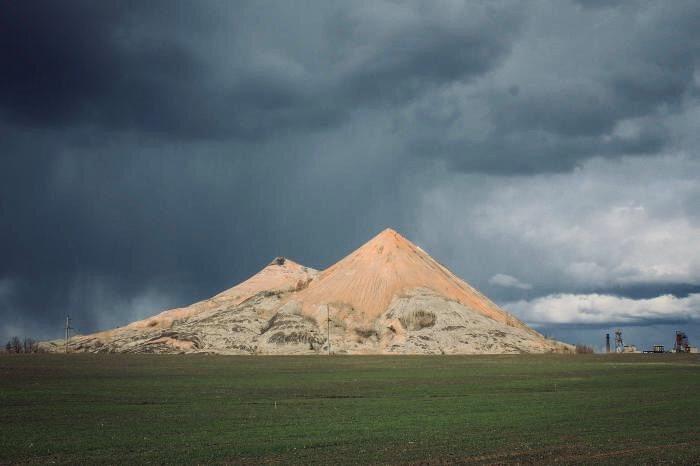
[{"xmin": 1, "ymin": 354, "xmax": 698, "ymax": 464}]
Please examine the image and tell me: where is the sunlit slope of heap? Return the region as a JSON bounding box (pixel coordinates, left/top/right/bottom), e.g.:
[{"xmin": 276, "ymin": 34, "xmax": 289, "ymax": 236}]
[
  {"xmin": 283, "ymin": 229, "xmax": 563, "ymax": 354},
  {"xmin": 125, "ymin": 256, "xmax": 317, "ymax": 330},
  {"xmin": 42, "ymin": 257, "xmax": 318, "ymax": 353},
  {"xmin": 293, "ymin": 228, "xmax": 532, "ymax": 331},
  {"xmin": 43, "ymin": 230, "xmax": 571, "ymax": 354}
]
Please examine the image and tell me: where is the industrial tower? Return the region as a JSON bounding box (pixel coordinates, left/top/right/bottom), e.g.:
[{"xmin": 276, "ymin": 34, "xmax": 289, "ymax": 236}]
[
  {"xmin": 614, "ymin": 329, "xmax": 624, "ymax": 353},
  {"xmin": 674, "ymin": 331, "xmax": 689, "ymax": 353}
]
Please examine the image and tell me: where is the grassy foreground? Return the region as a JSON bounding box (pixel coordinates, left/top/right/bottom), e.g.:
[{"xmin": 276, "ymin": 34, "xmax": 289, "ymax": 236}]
[{"xmin": 0, "ymin": 354, "xmax": 698, "ymax": 464}]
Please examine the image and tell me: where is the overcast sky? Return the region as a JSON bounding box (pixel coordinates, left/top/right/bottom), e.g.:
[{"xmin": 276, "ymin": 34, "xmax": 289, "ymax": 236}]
[{"xmin": 2, "ymin": 0, "xmax": 699, "ymax": 350}]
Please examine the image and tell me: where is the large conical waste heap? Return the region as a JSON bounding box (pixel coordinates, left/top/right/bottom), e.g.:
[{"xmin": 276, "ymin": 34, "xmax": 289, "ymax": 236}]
[{"xmin": 43, "ymin": 229, "xmax": 570, "ymax": 354}]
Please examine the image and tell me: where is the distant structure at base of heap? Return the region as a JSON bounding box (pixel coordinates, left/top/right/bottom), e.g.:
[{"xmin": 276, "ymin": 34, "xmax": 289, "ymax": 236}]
[{"xmin": 605, "ymin": 329, "xmax": 698, "ymax": 354}]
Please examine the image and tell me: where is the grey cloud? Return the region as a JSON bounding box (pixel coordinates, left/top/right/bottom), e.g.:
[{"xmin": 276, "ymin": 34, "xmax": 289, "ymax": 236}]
[
  {"xmin": 414, "ymin": 154, "xmax": 700, "ymax": 302},
  {"xmin": 506, "ymin": 292, "xmax": 700, "ymax": 326},
  {"xmin": 489, "ymin": 274, "xmax": 532, "ymax": 290},
  {"xmin": 402, "ymin": 0, "xmax": 700, "ymax": 173},
  {"xmin": 333, "ymin": 2, "xmax": 523, "ymax": 106}
]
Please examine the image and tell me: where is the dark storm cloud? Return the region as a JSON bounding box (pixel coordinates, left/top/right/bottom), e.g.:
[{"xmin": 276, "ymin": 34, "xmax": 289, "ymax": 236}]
[
  {"xmin": 0, "ymin": 126, "xmax": 413, "ymax": 338},
  {"xmin": 1, "ymin": 1, "xmax": 700, "ymax": 345},
  {"xmin": 0, "ymin": 0, "xmax": 309, "ymax": 138},
  {"xmin": 571, "ymin": 0, "xmax": 624, "ymax": 10},
  {"xmin": 411, "ymin": 122, "xmax": 669, "ymax": 174},
  {"xmin": 0, "ymin": 1, "xmax": 212, "ymax": 135},
  {"xmin": 0, "ymin": 1, "xmax": 521, "ymax": 140},
  {"xmin": 1, "ymin": 1, "xmax": 698, "ymax": 161},
  {"xmin": 332, "ymin": 3, "xmax": 522, "ymax": 106}
]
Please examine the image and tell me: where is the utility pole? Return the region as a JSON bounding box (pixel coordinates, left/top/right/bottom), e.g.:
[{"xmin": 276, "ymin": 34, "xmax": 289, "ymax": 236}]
[
  {"xmin": 326, "ymin": 305, "xmax": 331, "ymax": 356},
  {"xmin": 64, "ymin": 315, "xmax": 73, "ymax": 354}
]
